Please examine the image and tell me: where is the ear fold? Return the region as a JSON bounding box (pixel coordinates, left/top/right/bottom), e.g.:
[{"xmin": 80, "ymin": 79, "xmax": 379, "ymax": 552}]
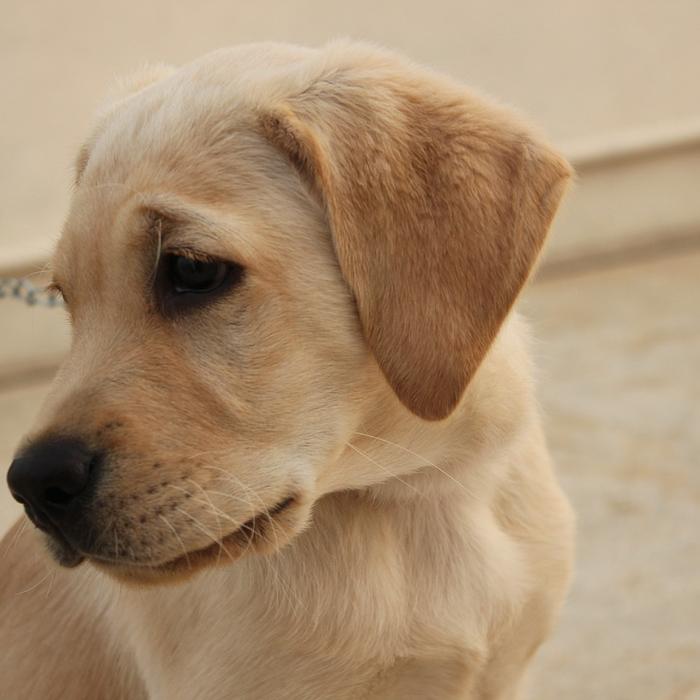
[
  {"xmin": 75, "ymin": 63, "xmax": 175, "ymax": 184},
  {"xmin": 260, "ymin": 46, "xmax": 571, "ymax": 420}
]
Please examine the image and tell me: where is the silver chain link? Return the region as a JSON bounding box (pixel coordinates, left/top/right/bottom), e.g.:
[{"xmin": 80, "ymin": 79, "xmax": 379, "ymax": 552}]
[{"xmin": 0, "ymin": 276, "xmax": 65, "ymax": 308}]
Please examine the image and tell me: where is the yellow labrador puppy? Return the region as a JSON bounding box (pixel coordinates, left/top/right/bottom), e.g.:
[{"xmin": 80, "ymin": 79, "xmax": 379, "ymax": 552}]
[{"xmin": 1, "ymin": 41, "xmax": 574, "ymax": 699}]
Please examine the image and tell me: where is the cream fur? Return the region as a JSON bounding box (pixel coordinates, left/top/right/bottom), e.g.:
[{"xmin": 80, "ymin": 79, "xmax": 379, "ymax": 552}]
[{"xmin": 0, "ymin": 41, "xmax": 574, "ymax": 699}]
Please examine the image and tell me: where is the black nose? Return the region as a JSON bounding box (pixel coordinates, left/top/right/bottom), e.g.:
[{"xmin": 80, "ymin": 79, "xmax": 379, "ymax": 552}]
[{"xmin": 7, "ymin": 437, "xmax": 97, "ymax": 532}]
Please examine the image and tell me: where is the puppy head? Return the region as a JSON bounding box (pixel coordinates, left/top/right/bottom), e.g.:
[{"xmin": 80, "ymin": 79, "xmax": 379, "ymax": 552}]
[{"xmin": 8, "ymin": 42, "xmax": 570, "ymax": 584}]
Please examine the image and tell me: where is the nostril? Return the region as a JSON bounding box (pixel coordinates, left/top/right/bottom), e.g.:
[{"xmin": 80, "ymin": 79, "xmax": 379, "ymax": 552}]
[
  {"xmin": 88, "ymin": 454, "xmax": 100, "ymax": 475},
  {"xmin": 44, "ymin": 486, "xmax": 75, "ymax": 506}
]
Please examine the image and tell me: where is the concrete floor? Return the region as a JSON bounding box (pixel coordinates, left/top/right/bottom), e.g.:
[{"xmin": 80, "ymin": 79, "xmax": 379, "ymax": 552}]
[
  {"xmin": 1, "ymin": 247, "xmax": 698, "ymax": 698},
  {"xmin": 526, "ymin": 250, "xmax": 700, "ymax": 700}
]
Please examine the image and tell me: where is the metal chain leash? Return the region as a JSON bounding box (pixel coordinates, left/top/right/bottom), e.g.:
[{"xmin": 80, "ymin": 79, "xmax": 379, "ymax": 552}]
[{"xmin": 0, "ymin": 276, "xmax": 64, "ymax": 308}]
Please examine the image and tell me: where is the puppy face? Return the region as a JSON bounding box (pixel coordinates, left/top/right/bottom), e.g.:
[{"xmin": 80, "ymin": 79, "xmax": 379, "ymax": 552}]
[
  {"xmin": 8, "ymin": 42, "xmax": 570, "ymax": 584},
  {"xmin": 32, "ymin": 108, "xmax": 370, "ymax": 583}
]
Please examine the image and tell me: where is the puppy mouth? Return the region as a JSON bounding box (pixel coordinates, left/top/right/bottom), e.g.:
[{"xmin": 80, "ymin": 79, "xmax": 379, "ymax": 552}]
[
  {"xmin": 152, "ymin": 495, "xmax": 297, "ymax": 573},
  {"xmin": 85, "ymin": 494, "xmax": 299, "ymax": 580}
]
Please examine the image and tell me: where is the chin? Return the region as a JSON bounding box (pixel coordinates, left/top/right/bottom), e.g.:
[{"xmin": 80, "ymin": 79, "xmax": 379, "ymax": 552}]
[{"xmin": 81, "ymin": 495, "xmax": 309, "ymax": 587}]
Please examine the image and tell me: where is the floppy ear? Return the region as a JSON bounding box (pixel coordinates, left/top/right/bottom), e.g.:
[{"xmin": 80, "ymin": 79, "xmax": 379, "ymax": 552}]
[
  {"xmin": 260, "ymin": 48, "xmax": 571, "ymax": 420},
  {"xmin": 75, "ymin": 64, "xmax": 175, "ymax": 184}
]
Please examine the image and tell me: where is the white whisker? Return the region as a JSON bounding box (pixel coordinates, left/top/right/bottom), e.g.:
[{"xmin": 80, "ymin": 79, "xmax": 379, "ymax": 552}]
[
  {"xmin": 15, "ymin": 568, "xmax": 53, "ymax": 596},
  {"xmin": 186, "ymin": 478, "xmax": 224, "ymax": 564},
  {"xmin": 168, "ymin": 483, "xmax": 241, "ymax": 529},
  {"xmin": 346, "ymin": 442, "xmax": 423, "ymax": 496},
  {"xmin": 159, "ymin": 514, "xmax": 191, "ymax": 570},
  {"xmin": 201, "ymin": 468, "xmax": 301, "ymax": 612},
  {"xmin": 150, "ymin": 217, "xmax": 163, "ymax": 285},
  {"xmin": 175, "ymin": 508, "xmax": 235, "ymax": 564},
  {"xmin": 353, "ymin": 431, "xmax": 470, "ymax": 494},
  {"xmin": 3, "ymin": 517, "xmax": 29, "ymax": 558}
]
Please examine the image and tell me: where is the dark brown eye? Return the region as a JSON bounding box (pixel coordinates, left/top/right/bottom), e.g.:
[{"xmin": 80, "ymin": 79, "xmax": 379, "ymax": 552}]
[
  {"xmin": 166, "ymin": 255, "xmax": 228, "ymax": 294},
  {"xmin": 156, "ymin": 253, "xmax": 244, "ymax": 314}
]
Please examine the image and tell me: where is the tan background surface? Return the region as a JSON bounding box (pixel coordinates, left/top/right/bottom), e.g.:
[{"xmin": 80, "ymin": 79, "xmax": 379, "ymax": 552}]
[
  {"xmin": 2, "ymin": 2, "xmax": 700, "ymax": 698},
  {"xmin": 4, "ymin": 0, "xmax": 700, "ymax": 265}
]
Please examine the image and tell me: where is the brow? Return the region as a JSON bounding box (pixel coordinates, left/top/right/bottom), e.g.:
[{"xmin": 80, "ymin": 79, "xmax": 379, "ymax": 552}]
[
  {"xmin": 139, "ymin": 199, "xmax": 230, "ymax": 256},
  {"xmin": 141, "ymin": 196, "xmax": 222, "ymax": 245},
  {"xmin": 137, "ymin": 196, "xmax": 253, "ymax": 269}
]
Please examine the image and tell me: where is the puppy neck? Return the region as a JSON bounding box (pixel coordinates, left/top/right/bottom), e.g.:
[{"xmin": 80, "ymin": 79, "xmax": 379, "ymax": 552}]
[{"xmin": 326, "ymin": 314, "xmax": 537, "ymax": 505}]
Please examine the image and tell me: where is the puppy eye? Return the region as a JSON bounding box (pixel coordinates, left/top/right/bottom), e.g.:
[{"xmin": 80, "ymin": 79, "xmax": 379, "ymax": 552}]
[
  {"xmin": 157, "ymin": 253, "xmax": 245, "ymax": 313},
  {"xmin": 166, "ymin": 254, "xmax": 229, "ymax": 294}
]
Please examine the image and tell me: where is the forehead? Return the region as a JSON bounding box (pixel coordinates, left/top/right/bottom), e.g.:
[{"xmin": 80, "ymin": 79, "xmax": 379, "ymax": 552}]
[
  {"xmin": 53, "ymin": 75, "xmax": 324, "ymax": 288},
  {"xmin": 76, "ymin": 73, "xmax": 264, "ymax": 208},
  {"xmin": 74, "ymin": 45, "xmax": 314, "ymax": 197}
]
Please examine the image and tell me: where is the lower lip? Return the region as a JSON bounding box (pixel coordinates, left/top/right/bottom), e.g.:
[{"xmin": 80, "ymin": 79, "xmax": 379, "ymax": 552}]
[
  {"xmin": 91, "ymin": 495, "xmax": 297, "ymax": 577},
  {"xmin": 157, "ymin": 495, "xmax": 297, "ymax": 569}
]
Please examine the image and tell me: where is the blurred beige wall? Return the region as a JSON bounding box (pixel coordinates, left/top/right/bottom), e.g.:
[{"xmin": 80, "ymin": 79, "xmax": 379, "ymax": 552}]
[{"xmin": 2, "ymin": 0, "xmax": 700, "ymax": 269}]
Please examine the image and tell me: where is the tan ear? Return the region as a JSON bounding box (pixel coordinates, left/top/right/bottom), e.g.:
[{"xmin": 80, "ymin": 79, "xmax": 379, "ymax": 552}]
[
  {"xmin": 75, "ymin": 63, "xmax": 175, "ymax": 184},
  {"xmin": 260, "ymin": 47, "xmax": 571, "ymax": 420}
]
